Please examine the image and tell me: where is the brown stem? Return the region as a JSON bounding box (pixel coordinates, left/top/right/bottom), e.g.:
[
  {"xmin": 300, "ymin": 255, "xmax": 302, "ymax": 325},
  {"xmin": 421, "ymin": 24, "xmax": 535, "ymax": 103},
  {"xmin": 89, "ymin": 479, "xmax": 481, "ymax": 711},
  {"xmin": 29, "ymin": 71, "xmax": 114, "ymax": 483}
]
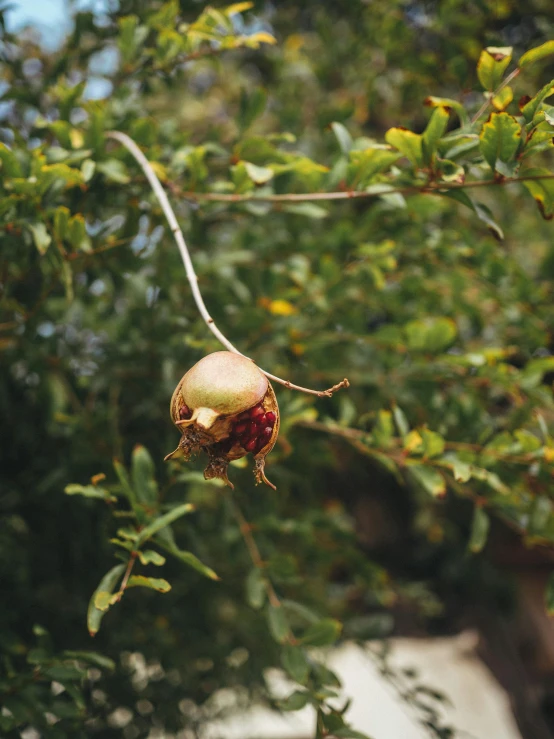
[
  {"xmin": 115, "ymin": 551, "xmax": 137, "ymax": 601},
  {"xmin": 169, "ymin": 170, "xmax": 554, "ymax": 205},
  {"xmin": 228, "ymin": 494, "xmax": 281, "ymax": 609}
]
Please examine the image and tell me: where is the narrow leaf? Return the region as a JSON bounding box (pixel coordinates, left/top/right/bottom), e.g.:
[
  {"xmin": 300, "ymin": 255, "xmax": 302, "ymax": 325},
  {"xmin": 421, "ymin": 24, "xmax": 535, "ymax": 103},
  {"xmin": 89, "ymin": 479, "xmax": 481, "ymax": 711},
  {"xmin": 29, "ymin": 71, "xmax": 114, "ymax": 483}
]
[
  {"xmin": 519, "ymin": 41, "xmax": 554, "ymax": 69},
  {"xmin": 278, "ymin": 691, "xmax": 310, "ymax": 711},
  {"xmin": 246, "ymin": 568, "xmax": 266, "ymax": 609},
  {"xmin": 131, "ymin": 445, "xmax": 158, "ymax": 506},
  {"xmin": 300, "ymin": 618, "xmax": 342, "ymax": 647},
  {"xmin": 281, "ymin": 644, "xmax": 310, "ymax": 685},
  {"xmin": 408, "ymin": 464, "xmax": 446, "ymax": 497},
  {"xmin": 267, "ymin": 604, "xmax": 290, "ymax": 644},
  {"xmin": 127, "ymin": 576, "xmax": 171, "ymax": 593},
  {"xmin": 521, "ymin": 168, "xmax": 554, "ymax": 219},
  {"xmin": 468, "ymin": 506, "xmax": 490, "ymax": 553},
  {"xmin": 136, "ymin": 503, "xmax": 194, "ymax": 547},
  {"xmin": 87, "ymin": 564, "xmax": 125, "ymax": 636}
]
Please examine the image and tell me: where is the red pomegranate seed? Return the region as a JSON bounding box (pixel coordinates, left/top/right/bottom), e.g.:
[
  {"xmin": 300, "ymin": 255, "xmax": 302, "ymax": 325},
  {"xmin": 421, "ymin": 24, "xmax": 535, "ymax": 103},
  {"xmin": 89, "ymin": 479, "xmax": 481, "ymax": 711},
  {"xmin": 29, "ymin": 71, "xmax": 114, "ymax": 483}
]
[
  {"xmin": 255, "ymin": 413, "xmax": 266, "ymax": 426},
  {"xmin": 245, "ymin": 438, "xmax": 257, "ymax": 452},
  {"xmin": 238, "ymin": 411, "xmax": 250, "ymax": 421},
  {"xmin": 262, "ymin": 426, "xmax": 273, "ymax": 438},
  {"xmin": 265, "ymin": 411, "xmax": 276, "ymax": 424},
  {"xmin": 247, "ymin": 421, "xmax": 258, "ymax": 437},
  {"xmin": 234, "ymin": 422, "xmax": 248, "ymax": 435},
  {"xmin": 179, "ymin": 404, "xmax": 191, "ymax": 420},
  {"xmin": 250, "ymin": 405, "xmax": 265, "ymax": 419}
]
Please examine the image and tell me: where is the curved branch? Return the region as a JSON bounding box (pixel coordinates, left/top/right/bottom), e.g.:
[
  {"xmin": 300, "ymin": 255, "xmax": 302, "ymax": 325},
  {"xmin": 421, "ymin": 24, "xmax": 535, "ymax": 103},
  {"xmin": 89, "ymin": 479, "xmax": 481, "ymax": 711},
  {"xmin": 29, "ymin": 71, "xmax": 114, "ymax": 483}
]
[{"xmin": 106, "ymin": 131, "xmax": 348, "ymax": 398}]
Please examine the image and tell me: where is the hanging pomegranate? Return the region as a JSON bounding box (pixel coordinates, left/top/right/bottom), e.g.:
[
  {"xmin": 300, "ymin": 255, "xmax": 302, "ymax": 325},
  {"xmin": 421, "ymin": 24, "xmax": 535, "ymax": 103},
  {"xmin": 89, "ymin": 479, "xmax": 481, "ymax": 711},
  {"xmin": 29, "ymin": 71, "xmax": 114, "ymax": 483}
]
[{"xmin": 164, "ymin": 351, "xmax": 280, "ymax": 489}]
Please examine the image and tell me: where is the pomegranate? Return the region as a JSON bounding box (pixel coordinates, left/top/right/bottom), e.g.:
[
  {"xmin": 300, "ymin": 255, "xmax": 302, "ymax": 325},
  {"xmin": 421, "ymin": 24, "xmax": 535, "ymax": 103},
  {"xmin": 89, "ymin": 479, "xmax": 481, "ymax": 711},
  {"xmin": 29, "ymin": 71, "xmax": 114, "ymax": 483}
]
[{"xmin": 164, "ymin": 351, "xmax": 280, "ymax": 489}]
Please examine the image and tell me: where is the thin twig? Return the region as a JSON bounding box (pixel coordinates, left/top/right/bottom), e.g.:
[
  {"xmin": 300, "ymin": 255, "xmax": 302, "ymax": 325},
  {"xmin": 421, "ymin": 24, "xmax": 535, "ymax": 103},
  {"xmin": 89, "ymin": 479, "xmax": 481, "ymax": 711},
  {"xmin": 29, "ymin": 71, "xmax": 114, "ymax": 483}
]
[
  {"xmin": 106, "ymin": 130, "xmax": 348, "ymax": 399},
  {"xmin": 115, "ymin": 551, "xmax": 137, "ymax": 602},
  {"xmin": 168, "ymin": 170, "xmax": 554, "ymax": 205},
  {"xmin": 471, "ymin": 67, "xmax": 521, "ymax": 124},
  {"xmin": 228, "ymin": 494, "xmax": 282, "ymax": 609}
]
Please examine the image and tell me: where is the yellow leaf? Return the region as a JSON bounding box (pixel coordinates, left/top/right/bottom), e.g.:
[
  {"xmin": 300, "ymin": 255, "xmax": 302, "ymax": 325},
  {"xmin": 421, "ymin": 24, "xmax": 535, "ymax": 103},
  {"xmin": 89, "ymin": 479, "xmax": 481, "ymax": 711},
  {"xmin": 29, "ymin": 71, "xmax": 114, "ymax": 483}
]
[
  {"xmin": 247, "ymin": 31, "xmax": 277, "ymax": 46},
  {"xmin": 544, "ymin": 447, "xmax": 554, "ymax": 463},
  {"xmin": 69, "ymin": 129, "xmax": 84, "ymax": 149},
  {"xmin": 404, "ymin": 430, "xmax": 423, "ymax": 454},
  {"xmin": 150, "ymin": 162, "xmax": 167, "ymax": 182},
  {"xmin": 291, "ymin": 343, "xmax": 305, "ymax": 356},
  {"xmin": 492, "ymin": 86, "xmax": 513, "ymax": 111},
  {"xmin": 268, "ymin": 299, "xmax": 297, "ymax": 316},
  {"xmin": 225, "ymin": 2, "xmax": 254, "ymax": 15}
]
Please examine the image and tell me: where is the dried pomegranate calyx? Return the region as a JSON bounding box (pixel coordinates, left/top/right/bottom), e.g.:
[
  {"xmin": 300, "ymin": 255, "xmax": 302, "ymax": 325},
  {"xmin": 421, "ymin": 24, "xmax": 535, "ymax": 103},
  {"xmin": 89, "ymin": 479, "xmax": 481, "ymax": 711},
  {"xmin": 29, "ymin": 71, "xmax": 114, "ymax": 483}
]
[{"xmin": 165, "ymin": 351, "xmax": 279, "ymax": 489}]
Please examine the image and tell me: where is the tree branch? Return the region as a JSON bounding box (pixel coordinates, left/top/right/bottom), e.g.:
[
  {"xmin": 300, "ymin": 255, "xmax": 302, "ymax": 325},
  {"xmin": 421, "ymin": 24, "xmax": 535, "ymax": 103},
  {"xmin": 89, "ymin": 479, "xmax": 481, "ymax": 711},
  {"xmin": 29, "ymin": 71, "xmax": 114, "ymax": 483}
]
[
  {"xmin": 168, "ymin": 170, "xmax": 554, "ymax": 205},
  {"xmin": 106, "ymin": 130, "xmax": 349, "ymax": 398}
]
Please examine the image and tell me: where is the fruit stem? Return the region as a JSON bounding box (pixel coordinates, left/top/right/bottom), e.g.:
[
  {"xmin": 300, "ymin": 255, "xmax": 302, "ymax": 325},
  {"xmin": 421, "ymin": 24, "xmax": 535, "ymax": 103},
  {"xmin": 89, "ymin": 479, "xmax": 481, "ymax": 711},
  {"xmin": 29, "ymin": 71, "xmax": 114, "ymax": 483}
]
[{"xmin": 106, "ymin": 131, "xmax": 349, "ymax": 398}]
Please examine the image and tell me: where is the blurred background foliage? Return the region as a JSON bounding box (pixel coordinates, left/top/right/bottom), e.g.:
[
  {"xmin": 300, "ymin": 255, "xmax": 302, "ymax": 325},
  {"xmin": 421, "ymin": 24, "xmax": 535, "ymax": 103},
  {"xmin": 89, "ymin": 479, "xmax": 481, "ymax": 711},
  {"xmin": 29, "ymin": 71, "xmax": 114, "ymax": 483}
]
[{"xmin": 4, "ymin": 1, "xmax": 554, "ymax": 737}]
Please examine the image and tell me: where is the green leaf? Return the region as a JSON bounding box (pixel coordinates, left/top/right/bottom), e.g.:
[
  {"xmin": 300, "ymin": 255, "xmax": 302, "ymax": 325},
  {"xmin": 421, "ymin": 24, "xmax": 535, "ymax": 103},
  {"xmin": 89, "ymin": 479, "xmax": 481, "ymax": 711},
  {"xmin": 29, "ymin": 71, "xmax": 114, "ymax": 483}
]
[
  {"xmin": 94, "ymin": 591, "xmax": 115, "ymax": 611},
  {"xmin": 349, "ymin": 147, "xmax": 400, "ymax": 187},
  {"xmin": 64, "ymin": 483, "xmax": 115, "ymax": 502},
  {"xmin": 155, "ymin": 527, "xmax": 219, "ymax": 580},
  {"xmin": 331, "ymin": 122, "xmax": 353, "ymax": 155},
  {"xmin": 138, "ymin": 549, "xmax": 166, "ymax": 566},
  {"xmin": 424, "ymin": 96, "xmax": 468, "ymax": 125},
  {"xmin": 300, "ymin": 618, "xmax": 342, "ymax": 647},
  {"xmin": 0, "ymin": 143, "xmax": 22, "ymax": 176},
  {"xmin": 311, "ymin": 661, "xmax": 341, "ymax": 688},
  {"xmin": 392, "ymin": 405, "xmax": 410, "ymax": 438},
  {"xmin": 87, "ymin": 564, "xmax": 125, "ymax": 636},
  {"xmin": 243, "ymin": 161, "xmax": 274, "ymax": 184},
  {"xmin": 278, "ymin": 690, "xmax": 310, "ymax": 711},
  {"xmin": 113, "ymin": 459, "xmax": 138, "ymax": 507},
  {"xmin": 405, "ymin": 317, "xmax": 457, "ymax": 353},
  {"xmin": 384, "ymin": 127, "xmax": 423, "ymax": 167},
  {"xmin": 521, "ymin": 168, "xmax": 554, "ymax": 219},
  {"xmin": 131, "ymin": 445, "xmax": 158, "ymax": 506},
  {"xmin": 97, "ymin": 159, "xmax": 131, "ymax": 184},
  {"xmin": 477, "ymin": 47, "xmax": 512, "ymax": 91},
  {"xmin": 281, "ymin": 644, "xmax": 310, "ymax": 685},
  {"xmin": 529, "ymin": 496, "xmax": 552, "ymax": 536},
  {"xmin": 421, "ymin": 429, "xmax": 445, "ymax": 458},
  {"xmin": 407, "ymin": 464, "xmax": 446, "ymax": 497},
  {"xmin": 442, "ymin": 189, "xmax": 504, "ymax": 239},
  {"xmin": 67, "ymin": 214, "xmax": 91, "ymax": 253},
  {"xmin": 519, "ymin": 41, "xmax": 554, "ymax": 69},
  {"xmin": 545, "ymin": 572, "xmax": 554, "ymax": 615},
  {"xmin": 267, "ymin": 604, "xmax": 290, "ymax": 644},
  {"xmin": 28, "ymin": 222, "xmax": 52, "ymax": 255},
  {"xmin": 521, "ymin": 80, "xmax": 554, "ymax": 122},
  {"xmin": 246, "ymin": 567, "xmax": 266, "ymax": 609},
  {"xmin": 136, "ymin": 503, "xmax": 194, "ymax": 547},
  {"xmin": 238, "ymin": 87, "xmax": 267, "ymax": 131},
  {"xmin": 334, "ymin": 728, "xmax": 374, "ymax": 739},
  {"xmin": 422, "ymin": 107, "xmax": 450, "ymax": 164},
  {"xmin": 63, "ymin": 651, "xmax": 116, "ymax": 670},
  {"xmin": 127, "ymin": 575, "xmax": 171, "ymax": 592},
  {"xmin": 468, "ymin": 506, "xmax": 489, "ymax": 553},
  {"xmin": 479, "ymin": 112, "xmax": 521, "ymax": 172},
  {"xmin": 282, "ymin": 203, "xmax": 328, "ymax": 219}
]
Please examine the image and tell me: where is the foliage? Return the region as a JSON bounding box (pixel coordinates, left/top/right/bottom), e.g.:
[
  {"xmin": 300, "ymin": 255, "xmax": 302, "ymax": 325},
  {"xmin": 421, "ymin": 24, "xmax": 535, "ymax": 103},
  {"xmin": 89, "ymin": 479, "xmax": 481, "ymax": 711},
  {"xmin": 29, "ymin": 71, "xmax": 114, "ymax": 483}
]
[{"xmin": 3, "ymin": 1, "xmax": 554, "ymax": 737}]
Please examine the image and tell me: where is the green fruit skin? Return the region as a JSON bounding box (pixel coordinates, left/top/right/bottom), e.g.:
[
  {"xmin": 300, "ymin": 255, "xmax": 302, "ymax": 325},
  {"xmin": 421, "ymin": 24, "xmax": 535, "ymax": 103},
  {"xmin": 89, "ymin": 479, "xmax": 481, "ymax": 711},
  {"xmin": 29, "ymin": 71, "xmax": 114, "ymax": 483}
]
[{"xmin": 171, "ymin": 351, "xmax": 268, "ymax": 423}]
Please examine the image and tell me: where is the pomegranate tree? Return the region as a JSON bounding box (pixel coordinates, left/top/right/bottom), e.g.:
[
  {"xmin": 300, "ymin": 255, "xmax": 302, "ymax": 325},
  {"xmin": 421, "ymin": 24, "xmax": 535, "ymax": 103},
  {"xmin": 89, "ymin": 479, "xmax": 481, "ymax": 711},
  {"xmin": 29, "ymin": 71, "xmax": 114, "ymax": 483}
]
[{"xmin": 164, "ymin": 351, "xmax": 280, "ymax": 489}]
